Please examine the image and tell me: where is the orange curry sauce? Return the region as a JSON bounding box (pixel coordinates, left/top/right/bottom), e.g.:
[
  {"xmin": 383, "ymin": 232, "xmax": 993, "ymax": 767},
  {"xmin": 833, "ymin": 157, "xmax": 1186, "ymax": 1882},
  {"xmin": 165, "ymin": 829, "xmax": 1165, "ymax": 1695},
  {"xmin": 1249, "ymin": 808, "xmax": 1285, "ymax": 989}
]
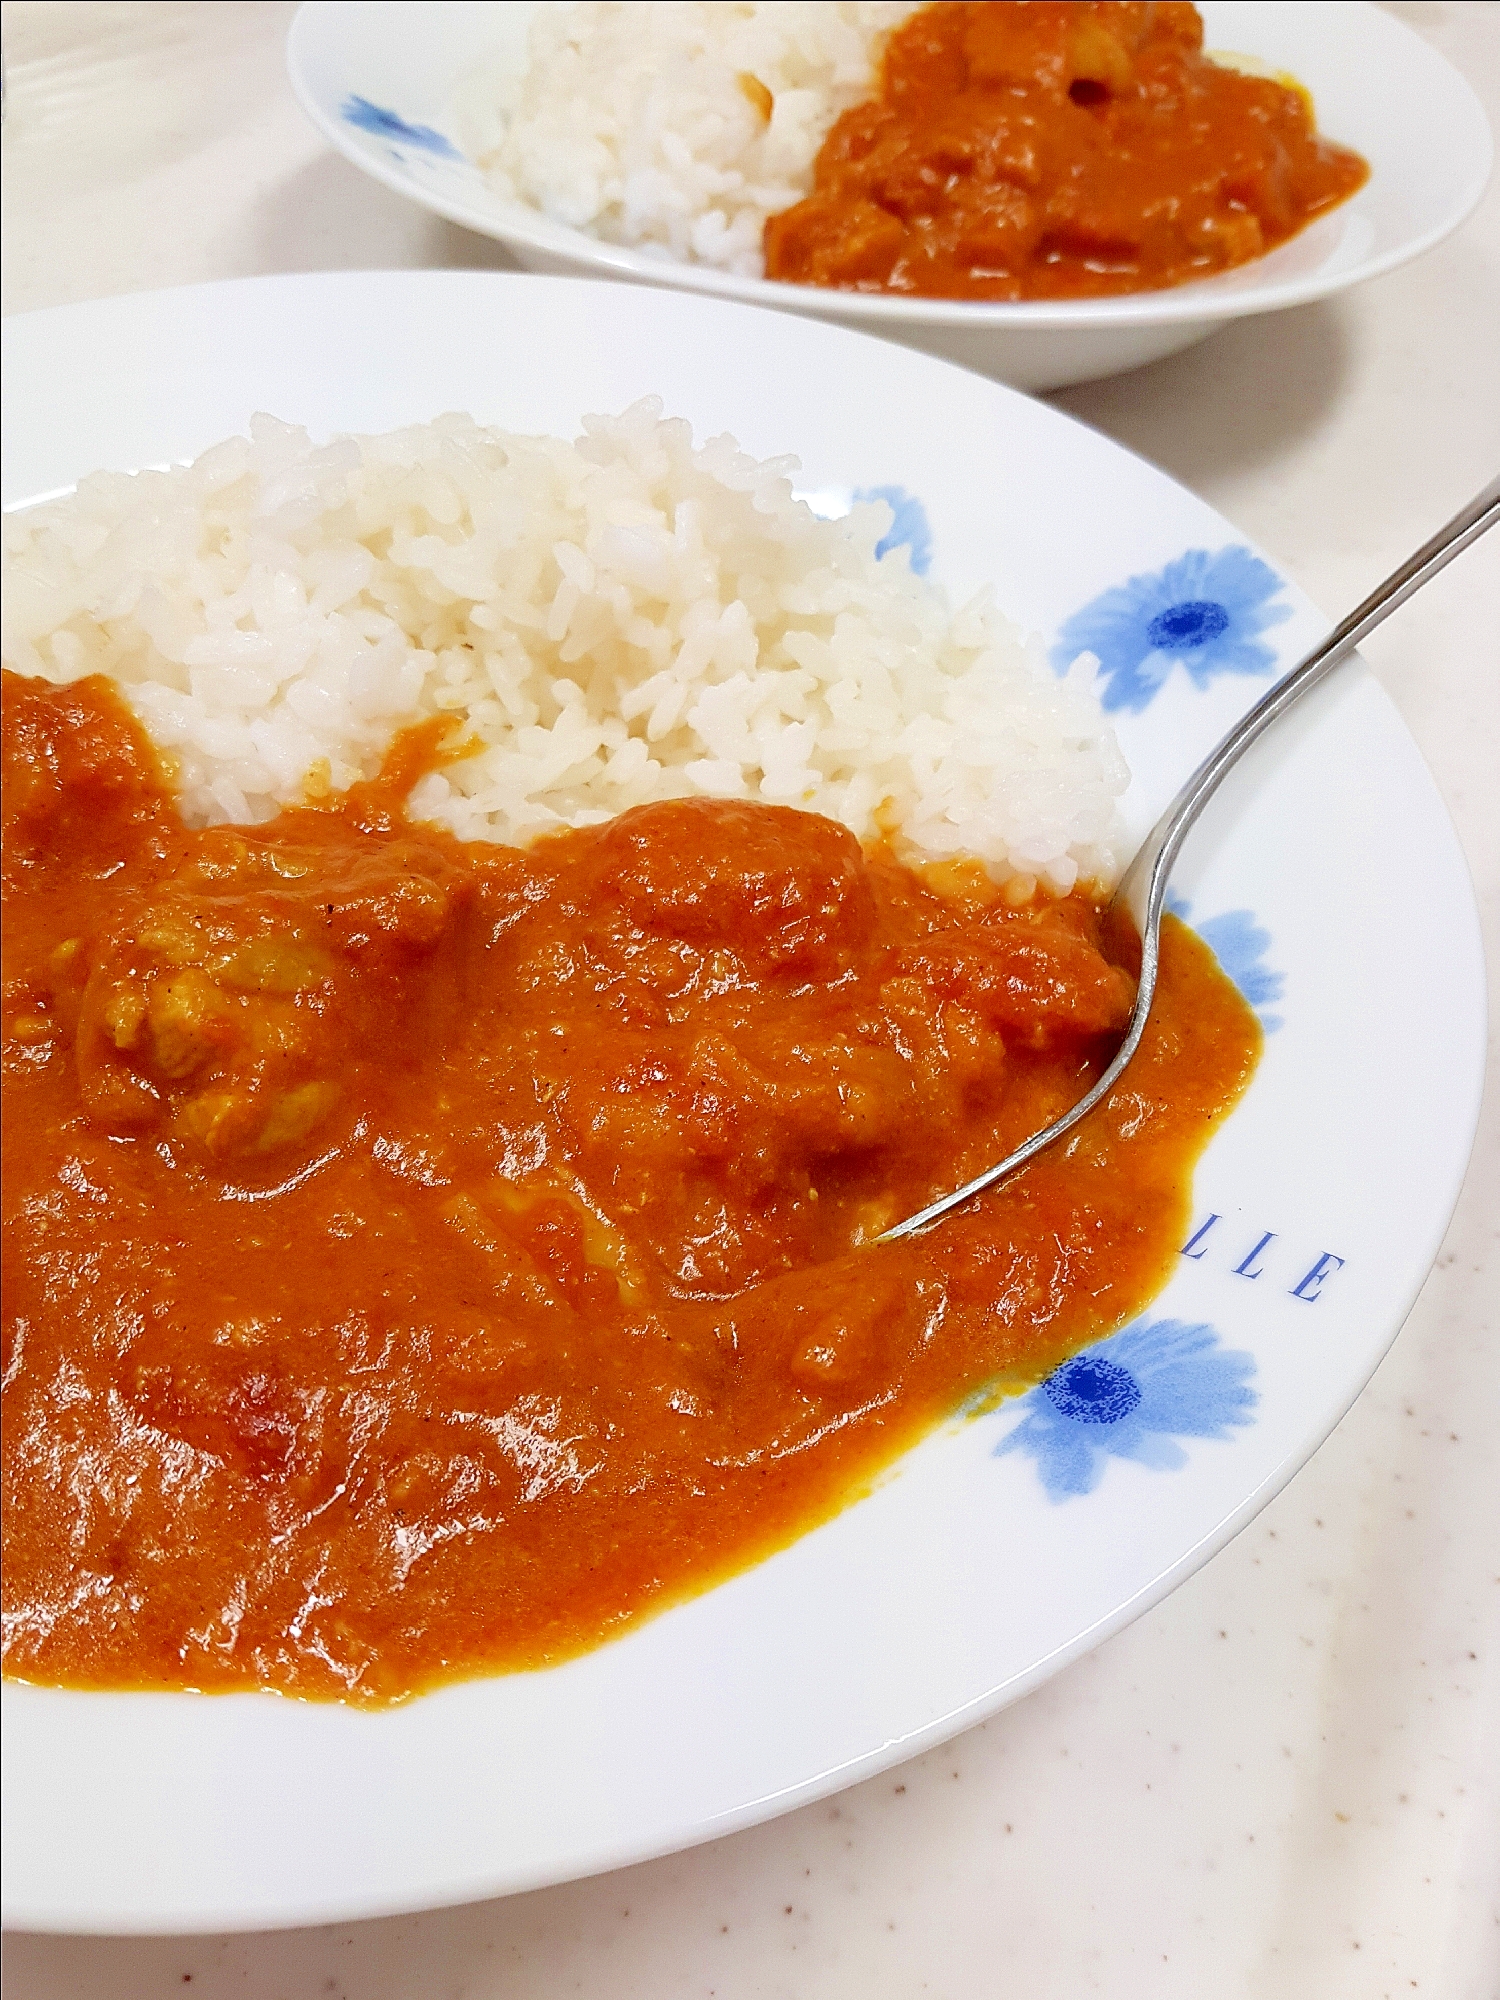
[
  {"xmin": 764, "ymin": 1, "xmax": 1369, "ymax": 301},
  {"xmin": 1, "ymin": 672, "xmax": 1258, "ymax": 1702}
]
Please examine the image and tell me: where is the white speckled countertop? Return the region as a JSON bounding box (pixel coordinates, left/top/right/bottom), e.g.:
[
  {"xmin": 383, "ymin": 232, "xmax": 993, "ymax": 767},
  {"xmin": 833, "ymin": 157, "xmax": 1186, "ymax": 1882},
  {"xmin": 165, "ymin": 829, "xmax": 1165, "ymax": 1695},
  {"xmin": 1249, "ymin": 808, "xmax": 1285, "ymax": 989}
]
[{"xmin": 2, "ymin": 4, "xmax": 1497, "ymax": 1995}]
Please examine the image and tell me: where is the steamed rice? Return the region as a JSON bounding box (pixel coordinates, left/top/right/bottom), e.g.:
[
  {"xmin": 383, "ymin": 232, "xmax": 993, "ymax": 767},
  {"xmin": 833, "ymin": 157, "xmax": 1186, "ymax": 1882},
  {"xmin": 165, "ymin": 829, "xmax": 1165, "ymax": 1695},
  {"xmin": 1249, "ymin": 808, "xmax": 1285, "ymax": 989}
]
[
  {"xmin": 464, "ymin": 2, "xmax": 917, "ymax": 276},
  {"xmin": 1, "ymin": 399, "xmax": 1126, "ymax": 896}
]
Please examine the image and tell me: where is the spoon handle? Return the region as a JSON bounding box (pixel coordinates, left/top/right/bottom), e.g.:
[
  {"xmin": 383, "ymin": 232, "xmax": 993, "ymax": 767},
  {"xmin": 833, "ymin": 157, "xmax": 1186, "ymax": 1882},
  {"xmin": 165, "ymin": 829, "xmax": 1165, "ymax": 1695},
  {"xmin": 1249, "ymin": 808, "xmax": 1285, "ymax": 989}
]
[
  {"xmin": 879, "ymin": 473, "xmax": 1500, "ymax": 1245},
  {"xmin": 1117, "ymin": 470, "xmax": 1500, "ymax": 939}
]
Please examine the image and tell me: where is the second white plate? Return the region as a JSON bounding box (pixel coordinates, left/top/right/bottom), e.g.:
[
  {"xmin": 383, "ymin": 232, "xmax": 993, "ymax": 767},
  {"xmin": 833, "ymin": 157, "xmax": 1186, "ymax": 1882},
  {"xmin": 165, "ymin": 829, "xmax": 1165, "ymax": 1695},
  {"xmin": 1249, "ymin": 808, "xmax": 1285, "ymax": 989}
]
[{"xmin": 286, "ymin": 2, "xmax": 1492, "ymax": 388}]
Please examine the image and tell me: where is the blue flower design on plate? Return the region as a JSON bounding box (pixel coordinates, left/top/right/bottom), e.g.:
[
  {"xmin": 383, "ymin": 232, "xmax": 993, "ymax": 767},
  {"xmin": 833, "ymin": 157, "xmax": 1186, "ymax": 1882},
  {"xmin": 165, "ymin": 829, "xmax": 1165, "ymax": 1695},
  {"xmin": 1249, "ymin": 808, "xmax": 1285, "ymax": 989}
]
[
  {"xmin": 1050, "ymin": 546, "xmax": 1291, "ymax": 713},
  {"xmin": 852, "ymin": 485, "xmax": 933, "ymax": 575},
  {"xmin": 1167, "ymin": 892, "xmax": 1284, "ymax": 1032},
  {"xmin": 993, "ymin": 1317, "xmax": 1257, "ymax": 1501},
  {"xmin": 341, "ymin": 96, "xmax": 461, "ymax": 160}
]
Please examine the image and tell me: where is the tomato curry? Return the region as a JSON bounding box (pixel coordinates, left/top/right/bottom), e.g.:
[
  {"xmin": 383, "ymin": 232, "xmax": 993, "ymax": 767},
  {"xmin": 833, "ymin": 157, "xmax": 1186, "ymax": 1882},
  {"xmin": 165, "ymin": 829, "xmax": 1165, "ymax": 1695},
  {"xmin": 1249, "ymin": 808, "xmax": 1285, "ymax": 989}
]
[
  {"xmin": 763, "ymin": 1, "xmax": 1369, "ymax": 301},
  {"xmin": 1, "ymin": 671, "xmax": 1259, "ymax": 1702}
]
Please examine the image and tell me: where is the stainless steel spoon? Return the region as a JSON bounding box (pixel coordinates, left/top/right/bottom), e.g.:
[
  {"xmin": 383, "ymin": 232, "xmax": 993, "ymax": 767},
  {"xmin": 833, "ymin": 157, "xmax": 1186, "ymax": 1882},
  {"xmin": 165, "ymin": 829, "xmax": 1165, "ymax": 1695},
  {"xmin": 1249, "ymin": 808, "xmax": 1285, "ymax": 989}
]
[{"xmin": 880, "ymin": 473, "xmax": 1500, "ymax": 1245}]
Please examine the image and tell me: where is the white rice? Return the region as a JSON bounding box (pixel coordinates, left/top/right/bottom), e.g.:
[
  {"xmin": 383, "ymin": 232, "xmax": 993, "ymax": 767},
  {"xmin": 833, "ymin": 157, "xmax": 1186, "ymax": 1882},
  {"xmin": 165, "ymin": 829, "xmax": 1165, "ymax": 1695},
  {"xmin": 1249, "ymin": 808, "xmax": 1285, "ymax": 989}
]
[
  {"xmin": 463, "ymin": 1, "xmax": 917, "ymax": 277},
  {"xmin": 1, "ymin": 400, "xmax": 1127, "ymax": 896}
]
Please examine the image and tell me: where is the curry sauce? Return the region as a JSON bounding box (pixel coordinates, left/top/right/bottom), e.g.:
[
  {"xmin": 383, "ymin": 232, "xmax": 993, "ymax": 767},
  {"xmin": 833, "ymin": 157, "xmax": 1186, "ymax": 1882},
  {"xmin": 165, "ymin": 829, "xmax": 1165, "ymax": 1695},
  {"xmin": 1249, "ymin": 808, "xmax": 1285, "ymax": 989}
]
[
  {"xmin": 1, "ymin": 671, "xmax": 1259, "ymax": 1702},
  {"xmin": 764, "ymin": 1, "xmax": 1369, "ymax": 301}
]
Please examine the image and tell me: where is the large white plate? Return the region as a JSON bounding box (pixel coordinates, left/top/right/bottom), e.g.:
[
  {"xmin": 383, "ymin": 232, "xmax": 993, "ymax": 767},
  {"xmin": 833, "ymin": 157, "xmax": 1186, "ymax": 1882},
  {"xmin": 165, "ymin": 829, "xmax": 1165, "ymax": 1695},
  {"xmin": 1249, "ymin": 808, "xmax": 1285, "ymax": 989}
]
[
  {"xmin": 0, "ymin": 272, "xmax": 1485, "ymax": 1933},
  {"xmin": 285, "ymin": 2, "xmax": 1492, "ymax": 389}
]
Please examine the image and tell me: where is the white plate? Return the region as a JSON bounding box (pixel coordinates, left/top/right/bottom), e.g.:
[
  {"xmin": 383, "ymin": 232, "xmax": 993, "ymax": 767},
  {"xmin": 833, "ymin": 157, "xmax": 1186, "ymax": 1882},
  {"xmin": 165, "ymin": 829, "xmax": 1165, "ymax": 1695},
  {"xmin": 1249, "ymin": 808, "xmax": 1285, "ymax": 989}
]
[
  {"xmin": 285, "ymin": 1, "xmax": 1491, "ymax": 391},
  {"xmin": 0, "ymin": 272, "xmax": 1484, "ymax": 1934}
]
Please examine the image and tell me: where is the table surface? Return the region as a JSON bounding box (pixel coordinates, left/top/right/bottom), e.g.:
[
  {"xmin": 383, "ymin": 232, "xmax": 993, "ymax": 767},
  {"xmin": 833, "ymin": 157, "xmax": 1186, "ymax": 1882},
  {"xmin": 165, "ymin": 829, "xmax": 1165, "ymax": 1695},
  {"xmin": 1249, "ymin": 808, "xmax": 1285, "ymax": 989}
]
[{"xmin": 2, "ymin": 4, "xmax": 1497, "ymax": 1996}]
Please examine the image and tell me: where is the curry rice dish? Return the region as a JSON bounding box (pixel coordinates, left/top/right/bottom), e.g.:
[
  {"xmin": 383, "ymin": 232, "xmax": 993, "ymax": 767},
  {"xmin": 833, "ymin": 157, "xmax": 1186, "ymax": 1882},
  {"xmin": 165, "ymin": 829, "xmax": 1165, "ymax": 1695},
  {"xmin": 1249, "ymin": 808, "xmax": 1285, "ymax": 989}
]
[
  {"xmin": 0, "ymin": 412, "xmax": 1259, "ymax": 1702},
  {"xmin": 481, "ymin": 1, "xmax": 1369, "ymax": 300}
]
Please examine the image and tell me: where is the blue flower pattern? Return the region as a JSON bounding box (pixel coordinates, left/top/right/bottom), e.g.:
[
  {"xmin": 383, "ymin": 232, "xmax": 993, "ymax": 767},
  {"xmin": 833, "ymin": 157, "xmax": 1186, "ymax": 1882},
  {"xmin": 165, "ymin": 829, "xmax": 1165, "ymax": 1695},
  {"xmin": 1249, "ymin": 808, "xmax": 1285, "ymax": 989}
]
[
  {"xmin": 341, "ymin": 97, "xmax": 461, "ymax": 160},
  {"xmin": 1167, "ymin": 891, "xmax": 1284, "ymax": 1032},
  {"xmin": 853, "ymin": 486, "xmax": 934, "ymax": 576},
  {"xmin": 993, "ymin": 1318, "xmax": 1257, "ymax": 1501},
  {"xmin": 1050, "ymin": 546, "xmax": 1291, "ymax": 713}
]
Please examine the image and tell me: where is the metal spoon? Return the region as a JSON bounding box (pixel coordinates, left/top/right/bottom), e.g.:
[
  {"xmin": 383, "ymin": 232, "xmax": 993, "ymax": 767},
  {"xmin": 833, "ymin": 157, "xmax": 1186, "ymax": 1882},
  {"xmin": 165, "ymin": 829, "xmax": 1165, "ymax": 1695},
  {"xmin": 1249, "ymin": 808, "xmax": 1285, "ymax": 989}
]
[{"xmin": 880, "ymin": 473, "xmax": 1500, "ymax": 1245}]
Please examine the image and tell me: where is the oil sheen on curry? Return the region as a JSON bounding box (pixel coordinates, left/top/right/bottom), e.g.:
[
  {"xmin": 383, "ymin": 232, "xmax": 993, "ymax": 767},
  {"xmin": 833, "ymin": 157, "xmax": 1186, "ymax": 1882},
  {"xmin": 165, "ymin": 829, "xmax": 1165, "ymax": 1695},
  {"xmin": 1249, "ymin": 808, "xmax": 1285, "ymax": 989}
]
[
  {"xmin": 764, "ymin": 2, "xmax": 1369, "ymax": 301},
  {"xmin": 1, "ymin": 671, "xmax": 1258, "ymax": 1703}
]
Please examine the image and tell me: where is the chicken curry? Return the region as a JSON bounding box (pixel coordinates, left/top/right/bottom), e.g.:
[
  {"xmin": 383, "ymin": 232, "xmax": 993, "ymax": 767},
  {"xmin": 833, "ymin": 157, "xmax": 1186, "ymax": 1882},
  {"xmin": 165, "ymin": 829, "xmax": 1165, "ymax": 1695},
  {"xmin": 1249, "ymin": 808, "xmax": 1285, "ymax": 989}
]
[
  {"xmin": 1, "ymin": 670, "xmax": 1259, "ymax": 1702},
  {"xmin": 764, "ymin": 1, "xmax": 1369, "ymax": 301}
]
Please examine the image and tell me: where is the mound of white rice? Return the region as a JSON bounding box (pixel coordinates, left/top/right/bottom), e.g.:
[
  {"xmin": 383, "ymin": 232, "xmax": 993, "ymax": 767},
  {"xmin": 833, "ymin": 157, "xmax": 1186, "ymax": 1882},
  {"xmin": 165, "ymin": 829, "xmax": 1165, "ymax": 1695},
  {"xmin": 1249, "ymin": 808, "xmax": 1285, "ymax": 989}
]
[
  {"xmin": 464, "ymin": 1, "xmax": 916, "ymax": 276},
  {"xmin": 1, "ymin": 399, "xmax": 1126, "ymax": 895}
]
